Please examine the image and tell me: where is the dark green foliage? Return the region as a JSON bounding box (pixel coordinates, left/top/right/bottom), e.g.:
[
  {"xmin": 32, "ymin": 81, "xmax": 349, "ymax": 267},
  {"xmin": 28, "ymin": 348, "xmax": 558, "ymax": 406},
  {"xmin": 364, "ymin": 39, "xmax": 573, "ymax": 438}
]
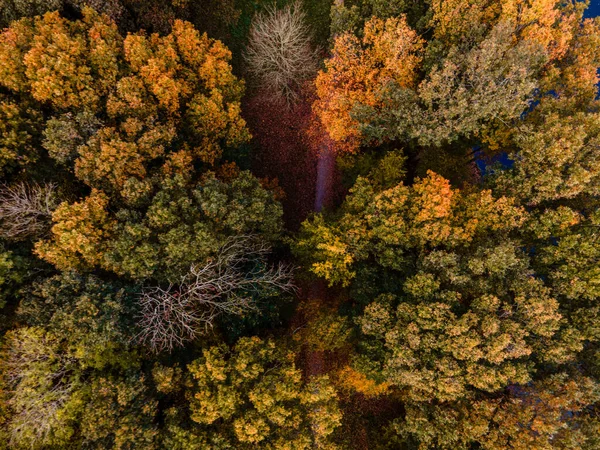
[
  {"xmin": 103, "ymin": 172, "xmax": 283, "ymax": 281},
  {"xmin": 0, "ymin": 273, "xmax": 156, "ymax": 449},
  {"xmin": 0, "ymin": 249, "xmax": 25, "ymax": 311}
]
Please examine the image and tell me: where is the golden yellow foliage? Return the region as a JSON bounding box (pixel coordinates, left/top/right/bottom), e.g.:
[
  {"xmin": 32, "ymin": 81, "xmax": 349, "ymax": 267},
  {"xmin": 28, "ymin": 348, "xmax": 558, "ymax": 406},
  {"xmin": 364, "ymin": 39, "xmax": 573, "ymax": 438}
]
[
  {"xmin": 336, "ymin": 366, "xmax": 390, "ymax": 397},
  {"xmin": 0, "ymin": 11, "xmax": 250, "ymax": 195},
  {"xmin": 0, "ymin": 19, "xmax": 33, "ymax": 93},
  {"xmin": 35, "ymin": 190, "xmax": 115, "ymax": 270},
  {"xmin": 430, "ymin": 0, "xmax": 501, "ymax": 41},
  {"xmin": 431, "ymin": 0, "xmax": 579, "ymax": 61},
  {"xmin": 23, "ymin": 10, "xmax": 120, "ymax": 109}
]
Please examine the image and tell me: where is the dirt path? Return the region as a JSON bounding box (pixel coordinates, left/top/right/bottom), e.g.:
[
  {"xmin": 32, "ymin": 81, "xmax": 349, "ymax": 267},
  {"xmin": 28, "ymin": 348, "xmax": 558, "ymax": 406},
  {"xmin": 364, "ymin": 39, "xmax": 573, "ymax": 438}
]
[
  {"xmin": 314, "ymin": 137, "xmax": 336, "ymax": 212},
  {"xmin": 303, "ymin": 281, "xmax": 327, "ymax": 378},
  {"xmin": 304, "ymin": 129, "xmax": 337, "ymax": 378}
]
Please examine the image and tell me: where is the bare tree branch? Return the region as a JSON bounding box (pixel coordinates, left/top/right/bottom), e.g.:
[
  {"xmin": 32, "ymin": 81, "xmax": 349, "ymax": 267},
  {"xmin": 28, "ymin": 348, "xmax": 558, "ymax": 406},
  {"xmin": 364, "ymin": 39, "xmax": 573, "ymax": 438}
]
[
  {"xmin": 245, "ymin": 1, "xmax": 319, "ymax": 106},
  {"xmin": 0, "ymin": 182, "xmax": 59, "ymax": 241},
  {"xmin": 3, "ymin": 330, "xmax": 76, "ymax": 447},
  {"xmin": 136, "ymin": 236, "xmax": 297, "ymax": 353}
]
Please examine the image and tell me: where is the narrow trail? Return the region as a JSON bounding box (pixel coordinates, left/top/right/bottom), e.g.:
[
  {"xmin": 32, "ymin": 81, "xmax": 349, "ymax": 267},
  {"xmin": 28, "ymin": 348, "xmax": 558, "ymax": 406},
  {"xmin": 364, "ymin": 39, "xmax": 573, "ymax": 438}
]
[
  {"xmin": 306, "ymin": 120, "xmax": 383, "ymax": 450},
  {"xmin": 245, "ymin": 91, "xmax": 335, "ymax": 378},
  {"xmin": 305, "ymin": 134, "xmax": 337, "ymax": 378},
  {"xmin": 314, "ymin": 137, "xmax": 336, "ymax": 212},
  {"xmin": 245, "ymin": 93, "xmax": 317, "ymax": 230}
]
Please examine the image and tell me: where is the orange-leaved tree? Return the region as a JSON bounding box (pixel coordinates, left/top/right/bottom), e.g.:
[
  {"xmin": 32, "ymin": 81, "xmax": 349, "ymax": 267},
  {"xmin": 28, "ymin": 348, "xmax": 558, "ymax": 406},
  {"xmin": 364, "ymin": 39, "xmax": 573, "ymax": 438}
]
[
  {"xmin": 314, "ymin": 16, "xmax": 424, "ymax": 153},
  {"xmin": 0, "ymin": 8, "xmax": 249, "ymax": 191}
]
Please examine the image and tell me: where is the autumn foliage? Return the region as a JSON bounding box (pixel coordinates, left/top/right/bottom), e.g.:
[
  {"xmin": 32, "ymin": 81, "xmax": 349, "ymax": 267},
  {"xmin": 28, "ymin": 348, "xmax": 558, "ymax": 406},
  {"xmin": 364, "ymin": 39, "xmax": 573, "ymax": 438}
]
[
  {"xmin": 314, "ymin": 16, "xmax": 423, "ymax": 153},
  {"xmin": 1, "ymin": 1, "xmax": 600, "ymax": 449}
]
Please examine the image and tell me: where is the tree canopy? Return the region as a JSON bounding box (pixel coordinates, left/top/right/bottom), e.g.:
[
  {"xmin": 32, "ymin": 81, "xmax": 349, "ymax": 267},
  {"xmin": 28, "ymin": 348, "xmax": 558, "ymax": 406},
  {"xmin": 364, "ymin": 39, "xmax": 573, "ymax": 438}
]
[{"xmin": 1, "ymin": 1, "xmax": 600, "ymax": 448}]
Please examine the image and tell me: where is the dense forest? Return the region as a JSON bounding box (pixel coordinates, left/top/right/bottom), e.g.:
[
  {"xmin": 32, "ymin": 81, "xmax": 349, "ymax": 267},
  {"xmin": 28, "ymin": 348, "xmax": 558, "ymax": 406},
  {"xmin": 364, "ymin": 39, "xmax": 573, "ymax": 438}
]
[{"xmin": 0, "ymin": 0, "xmax": 599, "ymax": 448}]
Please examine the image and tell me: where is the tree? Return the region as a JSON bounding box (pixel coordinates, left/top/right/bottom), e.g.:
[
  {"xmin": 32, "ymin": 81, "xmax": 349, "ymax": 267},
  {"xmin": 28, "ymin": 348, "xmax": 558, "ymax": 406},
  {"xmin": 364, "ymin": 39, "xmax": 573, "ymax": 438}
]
[
  {"xmin": 173, "ymin": 336, "xmax": 342, "ymax": 449},
  {"xmin": 296, "ymin": 170, "xmax": 568, "ymax": 401},
  {"xmin": 34, "ymin": 188, "xmax": 115, "ymax": 272},
  {"xmin": 315, "ymin": 0, "xmax": 594, "ymax": 188},
  {"xmin": 136, "ymin": 235, "xmax": 296, "ymax": 353},
  {"xmin": 490, "ymin": 112, "xmax": 600, "ymax": 205},
  {"xmin": 245, "ymin": 2, "xmax": 319, "ymax": 105},
  {"xmin": 428, "ymin": 0, "xmax": 581, "ymax": 60},
  {"xmin": 0, "ymin": 11, "xmax": 285, "ymax": 282},
  {"xmin": 483, "ymin": 12, "xmax": 600, "ymax": 205},
  {"xmin": 0, "ymin": 182, "xmax": 58, "ymax": 241},
  {"xmin": 328, "ymin": 0, "xmax": 432, "ymax": 38},
  {"xmin": 393, "ymin": 374, "xmax": 600, "ymax": 450},
  {"xmin": 358, "ymin": 280, "xmax": 560, "ymax": 402},
  {"xmin": 0, "ymin": 9, "xmax": 250, "ymax": 195},
  {"xmin": 36, "ymin": 172, "xmax": 284, "ymax": 281},
  {"xmin": 0, "ymin": 248, "xmax": 27, "ymax": 311},
  {"xmin": 1, "ymin": 327, "xmax": 79, "ymax": 448},
  {"xmin": 295, "ymin": 169, "xmax": 527, "ymax": 287},
  {"xmin": 294, "ymin": 298, "xmax": 351, "ymax": 353},
  {"xmin": 314, "ymin": 15, "xmax": 424, "ymax": 152},
  {"xmin": 0, "ymin": 95, "xmax": 42, "ymax": 177},
  {"xmin": 1, "ymin": 327, "xmax": 159, "ymax": 449},
  {"xmin": 76, "ymin": 373, "xmax": 158, "ymax": 449},
  {"xmin": 16, "ymin": 273, "xmax": 139, "ymax": 370},
  {"xmin": 0, "ymin": 273, "xmax": 157, "ymax": 449},
  {"xmin": 348, "ymin": 19, "xmax": 545, "ymax": 149},
  {"xmin": 0, "ymin": 0, "xmax": 62, "ymax": 28}
]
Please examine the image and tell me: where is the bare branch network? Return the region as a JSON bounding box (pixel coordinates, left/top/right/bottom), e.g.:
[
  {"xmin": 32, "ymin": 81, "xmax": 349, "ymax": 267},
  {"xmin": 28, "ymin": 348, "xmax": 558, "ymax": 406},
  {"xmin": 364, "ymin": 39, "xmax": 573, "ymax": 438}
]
[
  {"xmin": 0, "ymin": 182, "xmax": 59, "ymax": 241},
  {"xmin": 137, "ymin": 235, "xmax": 297, "ymax": 353},
  {"xmin": 245, "ymin": 1, "xmax": 319, "ymax": 105},
  {"xmin": 4, "ymin": 331, "xmax": 76, "ymax": 447}
]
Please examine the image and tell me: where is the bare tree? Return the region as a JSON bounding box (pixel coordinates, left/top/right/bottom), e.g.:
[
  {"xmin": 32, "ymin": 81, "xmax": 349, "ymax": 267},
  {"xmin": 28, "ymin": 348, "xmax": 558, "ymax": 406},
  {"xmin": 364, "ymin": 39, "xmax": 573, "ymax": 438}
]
[
  {"xmin": 136, "ymin": 236, "xmax": 297, "ymax": 353},
  {"xmin": 0, "ymin": 182, "xmax": 59, "ymax": 241},
  {"xmin": 2, "ymin": 329, "xmax": 76, "ymax": 447},
  {"xmin": 245, "ymin": 1, "xmax": 319, "ymax": 105}
]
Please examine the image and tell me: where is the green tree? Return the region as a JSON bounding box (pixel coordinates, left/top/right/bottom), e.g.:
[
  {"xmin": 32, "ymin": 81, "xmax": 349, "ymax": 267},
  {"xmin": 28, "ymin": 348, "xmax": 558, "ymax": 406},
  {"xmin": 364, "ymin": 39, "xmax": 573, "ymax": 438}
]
[
  {"xmin": 0, "ymin": 273, "xmax": 157, "ymax": 449},
  {"xmin": 392, "ymin": 373, "xmax": 600, "ymax": 450},
  {"xmin": 317, "ymin": 0, "xmax": 598, "ymax": 189},
  {"xmin": 296, "ymin": 170, "xmax": 569, "ymax": 401},
  {"xmin": 329, "ymin": 0, "xmax": 432, "ymax": 38},
  {"xmin": 295, "ymin": 147, "xmax": 600, "ymax": 446},
  {"xmin": 37, "ymin": 172, "xmax": 282, "ymax": 281},
  {"xmin": 354, "ymin": 20, "xmax": 546, "ymax": 149},
  {"xmin": 168, "ymin": 336, "xmax": 342, "ymax": 449},
  {"xmin": 491, "ymin": 112, "xmax": 600, "ymax": 205},
  {"xmin": 0, "ymin": 95, "xmax": 42, "ymax": 177},
  {"xmin": 0, "ymin": 0, "xmax": 62, "ymax": 28},
  {"xmin": 17, "ymin": 273, "xmax": 139, "ymax": 369},
  {"xmin": 0, "ymin": 249, "xmax": 25, "ymax": 311}
]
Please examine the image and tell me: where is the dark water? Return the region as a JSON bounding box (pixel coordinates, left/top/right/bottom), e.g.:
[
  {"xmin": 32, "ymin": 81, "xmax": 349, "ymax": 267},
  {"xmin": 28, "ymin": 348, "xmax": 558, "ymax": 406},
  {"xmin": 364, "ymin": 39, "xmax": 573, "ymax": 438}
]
[{"xmin": 585, "ymin": 0, "xmax": 600, "ymax": 18}]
